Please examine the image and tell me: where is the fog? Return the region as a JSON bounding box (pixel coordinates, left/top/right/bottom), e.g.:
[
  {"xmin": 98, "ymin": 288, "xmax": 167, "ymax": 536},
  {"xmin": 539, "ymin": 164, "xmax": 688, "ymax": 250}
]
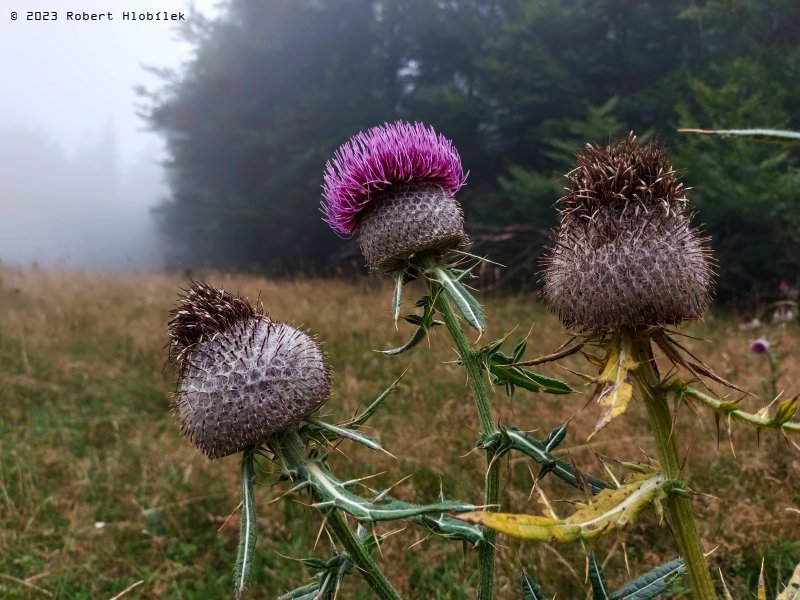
[{"xmin": 0, "ymin": 0, "xmax": 219, "ymax": 271}]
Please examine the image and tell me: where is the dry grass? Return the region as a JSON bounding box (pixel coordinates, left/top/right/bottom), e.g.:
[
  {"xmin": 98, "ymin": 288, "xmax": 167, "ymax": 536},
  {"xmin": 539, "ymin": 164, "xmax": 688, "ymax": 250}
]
[{"xmin": 1, "ymin": 266, "xmax": 799, "ymax": 599}]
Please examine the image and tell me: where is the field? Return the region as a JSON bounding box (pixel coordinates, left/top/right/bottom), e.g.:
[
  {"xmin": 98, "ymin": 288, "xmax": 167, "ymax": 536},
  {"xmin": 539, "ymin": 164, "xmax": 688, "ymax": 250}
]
[{"xmin": 1, "ymin": 266, "xmax": 799, "ymax": 599}]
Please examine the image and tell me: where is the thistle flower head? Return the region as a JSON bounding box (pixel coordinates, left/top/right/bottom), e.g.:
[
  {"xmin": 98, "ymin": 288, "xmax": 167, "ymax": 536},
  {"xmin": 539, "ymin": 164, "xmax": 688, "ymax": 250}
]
[
  {"xmin": 323, "ymin": 121, "xmax": 468, "ymax": 272},
  {"xmin": 542, "ymin": 134, "xmax": 714, "ymax": 331},
  {"xmin": 168, "ymin": 281, "xmax": 330, "ymax": 459}
]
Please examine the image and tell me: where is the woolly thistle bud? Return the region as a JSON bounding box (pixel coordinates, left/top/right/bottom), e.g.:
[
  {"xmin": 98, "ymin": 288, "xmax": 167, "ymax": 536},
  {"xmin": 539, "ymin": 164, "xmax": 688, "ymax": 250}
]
[
  {"xmin": 168, "ymin": 281, "xmax": 330, "ymax": 459},
  {"xmin": 542, "ymin": 134, "xmax": 714, "ymax": 331},
  {"xmin": 322, "ymin": 121, "xmax": 468, "ymax": 272}
]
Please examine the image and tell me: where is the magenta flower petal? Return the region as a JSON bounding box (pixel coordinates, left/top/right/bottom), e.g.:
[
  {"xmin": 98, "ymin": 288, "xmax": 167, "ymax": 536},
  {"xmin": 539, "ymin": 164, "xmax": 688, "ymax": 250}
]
[
  {"xmin": 750, "ymin": 338, "xmax": 770, "ymax": 354},
  {"xmin": 322, "ymin": 121, "xmax": 466, "ymax": 236}
]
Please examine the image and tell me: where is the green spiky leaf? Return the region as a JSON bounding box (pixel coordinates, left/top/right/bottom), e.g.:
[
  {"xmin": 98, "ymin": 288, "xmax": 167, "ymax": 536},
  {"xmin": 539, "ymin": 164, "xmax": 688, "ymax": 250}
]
[
  {"xmin": 413, "ymin": 513, "xmax": 485, "ymax": 546},
  {"xmin": 235, "ymin": 452, "xmax": 258, "ymax": 600},
  {"xmin": 589, "ymin": 554, "xmax": 611, "ymax": 599},
  {"xmin": 609, "ymin": 558, "xmax": 685, "ymax": 599},
  {"xmin": 478, "ymin": 338, "xmax": 572, "ymax": 396},
  {"xmin": 392, "ymin": 270, "xmax": 403, "ymax": 322},
  {"xmin": 307, "ymin": 419, "xmax": 384, "ymax": 451},
  {"xmin": 431, "ymin": 266, "xmax": 486, "ymax": 332},
  {"xmin": 522, "ymin": 571, "xmax": 546, "ymax": 600},
  {"xmin": 774, "ymin": 397, "xmax": 798, "ymax": 427},
  {"xmin": 379, "ymin": 295, "xmax": 438, "ymax": 356},
  {"xmin": 343, "ymin": 375, "xmax": 403, "ymax": 429},
  {"xmin": 488, "ymin": 427, "xmax": 608, "ymax": 494}
]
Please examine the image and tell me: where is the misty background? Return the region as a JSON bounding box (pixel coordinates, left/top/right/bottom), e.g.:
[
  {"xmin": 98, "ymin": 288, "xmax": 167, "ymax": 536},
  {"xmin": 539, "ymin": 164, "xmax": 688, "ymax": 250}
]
[
  {"xmin": 2, "ymin": 1, "xmax": 799, "ymax": 303},
  {"xmin": 0, "ymin": 0, "xmax": 218, "ymax": 270}
]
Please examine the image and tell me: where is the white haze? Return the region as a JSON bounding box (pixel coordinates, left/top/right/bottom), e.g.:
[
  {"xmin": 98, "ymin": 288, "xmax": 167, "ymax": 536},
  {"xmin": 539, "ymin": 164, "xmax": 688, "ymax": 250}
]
[{"xmin": 0, "ymin": 0, "xmax": 220, "ymax": 271}]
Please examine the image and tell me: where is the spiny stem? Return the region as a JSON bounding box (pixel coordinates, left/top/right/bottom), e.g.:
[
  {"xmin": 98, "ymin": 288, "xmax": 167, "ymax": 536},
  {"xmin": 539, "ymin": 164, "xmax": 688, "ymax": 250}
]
[
  {"xmin": 674, "ymin": 383, "xmax": 800, "ymax": 433},
  {"xmin": 274, "ymin": 431, "xmax": 402, "ymax": 600},
  {"xmin": 428, "ymin": 276, "xmax": 499, "ymax": 600},
  {"xmin": 629, "ymin": 332, "xmax": 717, "ymax": 600}
]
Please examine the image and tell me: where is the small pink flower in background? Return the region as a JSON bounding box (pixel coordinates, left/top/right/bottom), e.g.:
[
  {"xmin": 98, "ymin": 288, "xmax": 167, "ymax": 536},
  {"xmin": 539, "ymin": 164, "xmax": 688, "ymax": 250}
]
[
  {"xmin": 750, "ymin": 338, "xmax": 770, "ymax": 355},
  {"xmin": 779, "ymin": 280, "xmax": 791, "ymax": 294}
]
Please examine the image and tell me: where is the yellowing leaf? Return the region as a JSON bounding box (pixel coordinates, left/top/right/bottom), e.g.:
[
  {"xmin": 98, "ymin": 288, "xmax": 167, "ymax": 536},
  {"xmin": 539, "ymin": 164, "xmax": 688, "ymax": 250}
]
[
  {"xmin": 456, "ymin": 473, "xmax": 665, "ymax": 543},
  {"xmin": 777, "ymin": 559, "xmax": 800, "ymax": 600},
  {"xmin": 590, "ymin": 333, "xmax": 638, "ymax": 437}
]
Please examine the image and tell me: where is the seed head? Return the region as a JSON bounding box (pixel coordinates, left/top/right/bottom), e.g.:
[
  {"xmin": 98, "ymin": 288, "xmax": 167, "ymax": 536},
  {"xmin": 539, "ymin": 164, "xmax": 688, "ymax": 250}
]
[
  {"xmin": 323, "ymin": 121, "xmax": 468, "ymax": 272},
  {"xmin": 168, "ymin": 281, "xmax": 330, "ymax": 459},
  {"xmin": 542, "ymin": 134, "xmax": 714, "ymax": 331}
]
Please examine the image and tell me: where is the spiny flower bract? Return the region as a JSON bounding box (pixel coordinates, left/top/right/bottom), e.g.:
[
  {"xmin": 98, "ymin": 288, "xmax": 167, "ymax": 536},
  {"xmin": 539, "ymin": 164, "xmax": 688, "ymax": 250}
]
[
  {"xmin": 542, "ymin": 134, "xmax": 714, "ymax": 331},
  {"xmin": 322, "ymin": 121, "xmax": 466, "ymax": 237},
  {"xmin": 168, "ymin": 281, "xmax": 330, "ymax": 459}
]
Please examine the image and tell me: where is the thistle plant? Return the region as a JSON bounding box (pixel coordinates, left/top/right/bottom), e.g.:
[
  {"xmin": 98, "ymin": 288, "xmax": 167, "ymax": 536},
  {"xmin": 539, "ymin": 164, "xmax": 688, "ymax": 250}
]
[
  {"xmin": 323, "ymin": 121, "xmax": 468, "ymax": 274},
  {"xmin": 454, "ymin": 134, "xmax": 800, "ymax": 599},
  {"xmin": 323, "ymin": 122, "xmax": 605, "ymax": 599},
  {"xmin": 168, "ymin": 281, "xmax": 482, "ymax": 599},
  {"xmin": 165, "ymin": 128, "xmax": 800, "ymax": 599},
  {"xmin": 528, "ymin": 135, "xmax": 717, "ymax": 598}
]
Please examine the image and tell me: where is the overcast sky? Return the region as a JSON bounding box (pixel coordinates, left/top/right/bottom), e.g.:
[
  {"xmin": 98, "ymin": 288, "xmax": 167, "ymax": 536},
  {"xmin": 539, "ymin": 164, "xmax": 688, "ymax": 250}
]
[
  {"xmin": 0, "ymin": 0, "xmax": 221, "ymax": 270},
  {"xmin": 0, "ymin": 0, "xmax": 219, "ymax": 165}
]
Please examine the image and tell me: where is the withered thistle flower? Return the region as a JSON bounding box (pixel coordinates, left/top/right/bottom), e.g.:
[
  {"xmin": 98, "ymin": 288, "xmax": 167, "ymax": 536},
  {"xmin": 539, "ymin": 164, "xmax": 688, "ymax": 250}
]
[
  {"xmin": 542, "ymin": 134, "xmax": 713, "ymax": 331},
  {"xmin": 322, "ymin": 121, "xmax": 468, "ymax": 272},
  {"xmin": 168, "ymin": 281, "xmax": 331, "ymax": 459}
]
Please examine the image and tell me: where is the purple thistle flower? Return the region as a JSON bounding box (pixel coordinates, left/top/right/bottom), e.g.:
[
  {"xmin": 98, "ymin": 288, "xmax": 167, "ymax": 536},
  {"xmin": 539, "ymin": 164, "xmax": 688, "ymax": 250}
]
[
  {"xmin": 322, "ymin": 121, "xmax": 466, "ymax": 237},
  {"xmin": 750, "ymin": 338, "xmax": 770, "ymax": 355}
]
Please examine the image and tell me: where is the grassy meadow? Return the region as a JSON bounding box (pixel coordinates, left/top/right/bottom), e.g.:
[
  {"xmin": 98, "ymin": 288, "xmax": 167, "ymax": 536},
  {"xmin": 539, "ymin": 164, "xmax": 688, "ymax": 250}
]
[{"xmin": 1, "ymin": 266, "xmax": 799, "ymax": 599}]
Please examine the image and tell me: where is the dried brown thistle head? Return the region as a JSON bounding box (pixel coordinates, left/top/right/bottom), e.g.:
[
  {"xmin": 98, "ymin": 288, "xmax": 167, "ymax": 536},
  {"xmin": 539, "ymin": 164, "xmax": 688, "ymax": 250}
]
[
  {"xmin": 542, "ymin": 134, "xmax": 714, "ymax": 331},
  {"xmin": 167, "ymin": 281, "xmax": 331, "ymax": 459}
]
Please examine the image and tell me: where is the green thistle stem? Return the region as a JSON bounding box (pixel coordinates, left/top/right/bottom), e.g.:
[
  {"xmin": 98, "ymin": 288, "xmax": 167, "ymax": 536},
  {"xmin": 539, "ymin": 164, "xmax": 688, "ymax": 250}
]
[
  {"xmin": 767, "ymin": 352, "xmax": 779, "ymax": 401},
  {"xmin": 629, "ymin": 333, "xmax": 716, "ymax": 600},
  {"xmin": 429, "ymin": 280, "xmax": 499, "ymax": 600},
  {"xmin": 274, "ymin": 431, "xmax": 402, "ymax": 600}
]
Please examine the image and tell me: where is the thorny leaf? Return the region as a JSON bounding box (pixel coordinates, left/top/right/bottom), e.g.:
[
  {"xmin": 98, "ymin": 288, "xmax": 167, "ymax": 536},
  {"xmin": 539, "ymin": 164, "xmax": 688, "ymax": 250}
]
[
  {"xmin": 588, "ymin": 554, "xmax": 611, "ymax": 599},
  {"xmin": 773, "ymin": 397, "xmax": 798, "ymax": 427},
  {"xmin": 413, "ymin": 512, "xmax": 485, "ymax": 547},
  {"xmin": 477, "ymin": 337, "xmax": 573, "ymax": 396},
  {"xmin": 609, "ymin": 558, "xmax": 685, "ymax": 599},
  {"xmin": 591, "ymin": 333, "xmax": 638, "ymax": 437},
  {"xmin": 430, "ymin": 265, "xmax": 486, "ymax": 332},
  {"xmin": 456, "ymin": 473, "xmax": 666, "ymax": 543},
  {"xmin": 279, "ymin": 526, "xmax": 383, "ymax": 600},
  {"xmin": 392, "ymin": 269, "xmax": 403, "ymax": 323},
  {"xmin": 521, "ymin": 571, "xmax": 547, "ymax": 600},
  {"xmin": 379, "ymin": 295, "xmax": 439, "ymax": 356},
  {"xmin": 479, "ymin": 427, "xmax": 609, "ymax": 494}
]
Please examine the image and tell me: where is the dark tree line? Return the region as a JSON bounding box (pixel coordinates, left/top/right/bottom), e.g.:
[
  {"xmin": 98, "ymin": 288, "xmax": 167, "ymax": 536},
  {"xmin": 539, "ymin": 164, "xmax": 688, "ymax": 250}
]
[{"xmin": 140, "ymin": 0, "xmax": 800, "ymax": 302}]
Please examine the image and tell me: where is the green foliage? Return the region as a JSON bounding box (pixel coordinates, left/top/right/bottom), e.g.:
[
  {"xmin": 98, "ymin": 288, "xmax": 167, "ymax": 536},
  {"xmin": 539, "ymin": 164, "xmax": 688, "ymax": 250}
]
[
  {"xmin": 141, "ymin": 0, "xmax": 800, "ymax": 299},
  {"xmin": 521, "ymin": 557, "xmax": 685, "ymax": 600},
  {"xmin": 674, "ymin": 57, "xmax": 800, "ymax": 302}
]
